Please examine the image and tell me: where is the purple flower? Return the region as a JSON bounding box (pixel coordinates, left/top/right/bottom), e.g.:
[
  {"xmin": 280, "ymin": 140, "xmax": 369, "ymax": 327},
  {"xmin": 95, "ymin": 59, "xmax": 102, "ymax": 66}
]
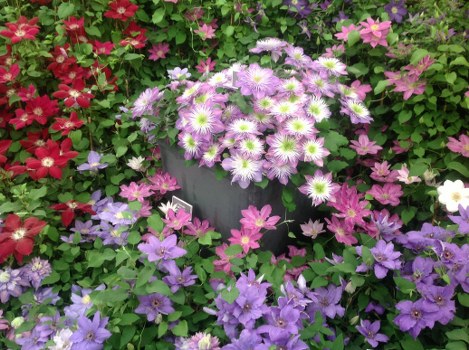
[
  {"xmin": 34, "ymin": 287, "xmax": 61, "ymax": 305},
  {"xmin": 70, "ymin": 311, "xmax": 112, "ymax": 350},
  {"xmin": 98, "ymin": 202, "xmax": 137, "ymax": 226},
  {"xmin": 0, "ymin": 267, "xmax": 29, "ymax": 303},
  {"xmin": 365, "ymin": 302, "xmax": 385, "ymax": 315},
  {"xmin": 262, "ymin": 333, "xmax": 308, "ymax": 350},
  {"xmin": 71, "ymin": 220, "xmax": 99, "ymax": 240},
  {"xmin": 307, "ymin": 284, "xmax": 345, "ymax": 319},
  {"xmin": 162, "ymin": 265, "xmax": 197, "ymax": 293},
  {"xmin": 284, "ymin": 0, "xmax": 312, "ymax": 18},
  {"xmin": 23, "ymin": 257, "xmax": 51, "ymax": 289},
  {"xmin": 258, "ymin": 303, "xmax": 301, "ymax": 340},
  {"xmin": 222, "ymin": 329, "xmax": 263, "ymax": 349},
  {"xmin": 384, "ymin": 0, "xmax": 408, "ymax": 23},
  {"xmin": 135, "ymin": 293, "xmax": 175, "ymax": 321},
  {"xmin": 249, "ymin": 38, "xmax": 288, "ymax": 62},
  {"xmin": 402, "ymin": 257, "xmax": 436, "ymax": 286},
  {"xmin": 77, "ymin": 151, "xmax": 108, "ymax": 172},
  {"xmin": 168, "ymin": 67, "xmax": 191, "ymax": 80},
  {"xmin": 137, "ymin": 234, "xmax": 187, "ymax": 265},
  {"xmin": 419, "ymin": 284, "xmax": 456, "ymax": 326},
  {"xmin": 356, "ymin": 320, "xmax": 389, "ymax": 348},
  {"xmin": 34, "ymin": 312, "xmax": 61, "ymax": 339},
  {"xmin": 394, "ymin": 299, "xmax": 439, "ymax": 338},
  {"xmin": 448, "ymin": 204, "xmax": 469, "ymax": 234},
  {"xmin": 221, "ymin": 152, "xmax": 264, "ymax": 189},
  {"xmin": 15, "ymin": 328, "xmax": 48, "ymax": 350},
  {"xmin": 340, "ymin": 98, "xmax": 373, "ymax": 124},
  {"xmin": 64, "ymin": 285, "xmax": 105, "ymax": 321},
  {"xmin": 131, "ymin": 87, "xmax": 163, "ymax": 118},
  {"xmin": 97, "ymin": 222, "xmax": 129, "ymax": 246},
  {"xmin": 187, "ymin": 332, "xmax": 221, "ymax": 350},
  {"xmin": 234, "ymin": 64, "xmax": 279, "ymax": 99},
  {"xmin": 370, "ymin": 240, "xmax": 402, "ymax": 279}
]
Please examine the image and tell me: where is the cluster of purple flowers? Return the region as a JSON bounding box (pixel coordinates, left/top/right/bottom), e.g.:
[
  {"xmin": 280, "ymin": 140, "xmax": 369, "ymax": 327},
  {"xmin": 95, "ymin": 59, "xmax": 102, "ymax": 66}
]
[{"xmin": 132, "ymin": 38, "xmax": 372, "ymax": 194}]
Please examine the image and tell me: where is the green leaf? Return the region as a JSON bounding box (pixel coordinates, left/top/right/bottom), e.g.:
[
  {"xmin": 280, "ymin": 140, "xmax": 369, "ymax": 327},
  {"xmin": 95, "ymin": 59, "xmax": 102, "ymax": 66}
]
[
  {"xmin": 152, "ymin": 8, "xmax": 166, "ymax": 24},
  {"xmin": 393, "ymin": 276, "xmax": 416, "ymax": 294},
  {"xmin": 327, "ymin": 160, "xmax": 349, "ymax": 173},
  {"xmin": 124, "ymin": 53, "xmax": 143, "ymax": 61},
  {"xmin": 136, "ymin": 265, "xmax": 156, "ymax": 288},
  {"xmin": 172, "ymin": 320, "xmax": 188, "ymax": 337},
  {"xmin": 115, "ymin": 146, "xmax": 128, "ymax": 157},
  {"xmin": 146, "ymin": 280, "xmax": 172, "ymax": 296},
  {"xmin": 148, "ymin": 213, "xmax": 164, "ymax": 232},
  {"xmin": 176, "ymin": 31, "xmax": 186, "ymax": 44},
  {"xmin": 120, "ymin": 326, "xmax": 136, "ymax": 348},
  {"xmin": 409, "ymin": 162, "xmax": 427, "ymax": 176},
  {"xmin": 347, "ymin": 30, "xmax": 360, "ymax": 46},
  {"xmin": 398, "ymin": 110, "xmax": 412, "ymax": 124},
  {"xmin": 450, "ymin": 56, "xmax": 469, "ymax": 67},
  {"xmin": 221, "ymin": 287, "xmax": 239, "ymax": 303},
  {"xmin": 457, "ymin": 293, "xmax": 469, "ymax": 307},
  {"xmin": 29, "ymin": 186, "xmax": 48, "ymax": 200},
  {"xmin": 324, "ymin": 131, "xmax": 349, "ymax": 152},
  {"xmin": 348, "ymin": 63, "xmax": 369, "ymax": 77},
  {"xmin": 57, "ymin": 2, "xmax": 75, "ymax": 19},
  {"xmin": 400, "ymin": 336, "xmax": 425, "ymax": 350},
  {"xmin": 447, "ymin": 161, "xmax": 469, "ymax": 178},
  {"xmin": 313, "ymin": 243, "xmax": 325, "ymax": 259},
  {"xmin": 224, "ymin": 25, "xmax": 235, "ymax": 37},
  {"xmin": 446, "ymin": 342, "xmax": 468, "ymax": 350},
  {"xmin": 401, "ymin": 207, "xmax": 417, "ymax": 225},
  {"xmin": 410, "ymin": 49, "xmax": 429, "ymax": 65},
  {"xmin": 445, "ymin": 72, "xmax": 457, "ymax": 85},
  {"xmin": 118, "ymin": 314, "xmax": 140, "ymax": 326},
  {"xmin": 446, "ymin": 329, "xmax": 469, "ymax": 343},
  {"xmin": 225, "ymin": 244, "xmax": 243, "ymax": 256}
]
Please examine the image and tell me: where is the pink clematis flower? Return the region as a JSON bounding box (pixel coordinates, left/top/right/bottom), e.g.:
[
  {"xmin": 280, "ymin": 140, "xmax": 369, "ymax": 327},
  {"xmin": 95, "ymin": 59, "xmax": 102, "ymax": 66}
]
[
  {"xmin": 334, "ymin": 24, "xmax": 361, "ymax": 41},
  {"xmin": 195, "ymin": 57, "xmax": 216, "ymax": 74},
  {"xmin": 370, "ymin": 161, "xmax": 399, "ymax": 183},
  {"xmin": 359, "ymin": 18, "xmax": 392, "ymax": 48},
  {"xmin": 350, "ymin": 134, "xmax": 382, "ymax": 156},
  {"xmin": 447, "ymin": 134, "xmax": 469, "ymax": 158},
  {"xmin": 367, "ymin": 183, "xmax": 403, "ymax": 206},
  {"xmin": 119, "ymin": 182, "xmax": 154, "ymax": 202},
  {"xmin": 162, "ymin": 209, "xmax": 192, "ymax": 231},
  {"xmin": 194, "ymin": 24, "xmax": 216, "ymax": 40},
  {"xmin": 325, "ymin": 216, "xmax": 357, "ymax": 245},
  {"xmin": 148, "ymin": 42, "xmax": 170, "ymax": 61},
  {"xmin": 228, "ymin": 228, "xmax": 262, "ymax": 254},
  {"xmin": 240, "ymin": 204, "xmax": 280, "ymax": 231},
  {"xmin": 396, "ymin": 164, "xmax": 422, "ymax": 184}
]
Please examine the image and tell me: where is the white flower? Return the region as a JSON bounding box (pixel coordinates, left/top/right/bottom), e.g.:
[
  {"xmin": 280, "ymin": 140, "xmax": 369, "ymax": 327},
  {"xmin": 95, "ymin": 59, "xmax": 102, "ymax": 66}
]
[
  {"xmin": 158, "ymin": 201, "xmax": 179, "ymax": 217},
  {"xmin": 268, "ymin": 134, "xmax": 300, "ymax": 163},
  {"xmin": 228, "ymin": 119, "xmax": 259, "ymax": 136},
  {"xmin": 127, "ymin": 156, "xmax": 146, "ymax": 171},
  {"xmin": 306, "ymin": 96, "xmax": 331, "ymax": 122},
  {"xmin": 50, "ymin": 329, "xmax": 74, "ymax": 350},
  {"xmin": 285, "ymin": 117, "xmax": 315, "ymax": 137},
  {"xmin": 238, "ymin": 137, "xmax": 265, "ymax": 158},
  {"xmin": 437, "ymin": 179, "xmax": 469, "ymax": 212},
  {"xmin": 317, "ymin": 57, "xmax": 347, "ymax": 75}
]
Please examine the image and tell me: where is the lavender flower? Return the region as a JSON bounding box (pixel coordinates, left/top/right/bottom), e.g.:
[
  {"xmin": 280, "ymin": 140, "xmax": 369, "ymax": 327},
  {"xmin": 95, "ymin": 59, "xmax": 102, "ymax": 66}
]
[
  {"xmin": 221, "ymin": 329, "xmax": 263, "ymax": 349},
  {"xmin": 131, "ymin": 87, "xmax": 163, "ymax": 118},
  {"xmin": 34, "ymin": 312, "xmax": 61, "ymax": 339},
  {"xmin": 97, "ymin": 222, "xmax": 129, "ymax": 246},
  {"xmin": 370, "ymin": 240, "xmax": 402, "ymax": 279},
  {"xmin": 221, "ymin": 152, "xmax": 264, "ymax": 189},
  {"xmin": 138, "ymin": 234, "xmax": 187, "ymax": 265},
  {"xmin": 168, "ymin": 67, "xmax": 191, "ymax": 80},
  {"xmin": 77, "ymin": 151, "xmax": 108, "ymax": 172},
  {"xmin": 23, "ymin": 257, "xmax": 51, "ymax": 289},
  {"xmin": 187, "ymin": 332, "xmax": 221, "ymax": 350},
  {"xmin": 284, "ymin": 0, "xmax": 312, "ymax": 18},
  {"xmin": 234, "ymin": 64, "xmax": 279, "ymax": 99},
  {"xmin": 307, "ymin": 284, "xmax": 345, "ymax": 319},
  {"xmin": 64, "ymin": 285, "xmax": 105, "ymax": 321},
  {"xmin": 249, "ymin": 38, "xmax": 288, "ymax": 62},
  {"xmin": 135, "ymin": 293, "xmax": 175, "ymax": 321},
  {"xmin": 0, "ymin": 267, "xmax": 29, "ymax": 303},
  {"xmin": 394, "ymin": 299, "xmax": 439, "ymax": 338},
  {"xmin": 98, "ymin": 202, "xmax": 137, "ymax": 226},
  {"xmin": 356, "ymin": 320, "xmax": 389, "ymax": 348},
  {"xmin": 69, "ymin": 311, "xmax": 111, "ymax": 350},
  {"xmin": 258, "ymin": 303, "xmax": 301, "ymax": 340},
  {"xmin": 34, "ymin": 287, "xmax": 61, "ymax": 305},
  {"xmin": 0, "ymin": 310, "xmax": 9, "ymax": 331},
  {"xmin": 384, "ymin": 0, "xmax": 408, "ymax": 23},
  {"xmin": 162, "ymin": 265, "xmax": 197, "ymax": 293},
  {"xmin": 15, "ymin": 328, "xmax": 48, "ymax": 350},
  {"xmin": 419, "ymin": 285, "xmax": 455, "ymax": 325},
  {"xmin": 448, "ymin": 204, "xmax": 469, "ymax": 234}
]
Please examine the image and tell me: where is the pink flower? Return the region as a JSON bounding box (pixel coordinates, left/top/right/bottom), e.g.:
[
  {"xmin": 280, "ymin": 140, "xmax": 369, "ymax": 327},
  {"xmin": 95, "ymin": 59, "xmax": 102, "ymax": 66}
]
[
  {"xmin": 163, "ymin": 0, "xmax": 178, "ymax": 2},
  {"xmin": 228, "ymin": 228, "xmax": 262, "ymax": 254},
  {"xmin": 183, "ymin": 217, "xmax": 214, "ymax": 237},
  {"xmin": 195, "ymin": 57, "xmax": 216, "ymax": 74},
  {"xmin": 148, "ymin": 172, "xmax": 180, "ymax": 195},
  {"xmin": 404, "ymin": 55, "xmax": 435, "ymax": 77},
  {"xmin": 137, "ymin": 200, "xmax": 152, "ymax": 218},
  {"xmin": 396, "ymin": 164, "xmax": 421, "ymax": 184},
  {"xmin": 288, "ymin": 245, "xmax": 306, "ymax": 257},
  {"xmin": 370, "ymin": 161, "xmax": 399, "ymax": 183},
  {"xmin": 325, "ymin": 216, "xmax": 357, "ymax": 245},
  {"xmin": 162, "ymin": 209, "xmax": 191, "ymax": 230},
  {"xmin": 350, "ymin": 134, "xmax": 382, "ymax": 155},
  {"xmin": 119, "ymin": 182, "xmax": 153, "ymax": 202},
  {"xmin": 148, "ymin": 42, "xmax": 169, "ymax": 61},
  {"xmin": 93, "ymin": 41, "xmax": 115, "ymax": 55},
  {"xmin": 367, "ymin": 183, "xmax": 403, "ymax": 206},
  {"xmin": 194, "ymin": 24, "xmax": 216, "ymax": 40},
  {"xmin": 240, "ymin": 204, "xmax": 280, "ymax": 231},
  {"xmin": 392, "ymin": 74, "xmax": 426, "ymax": 100},
  {"xmin": 350, "ymin": 80, "xmax": 372, "ymax": 101},
  {"xmin": 300, "ymin": 219, "xmax": 325, "ymax": 239},
  {"xmin": 447, "ymin": 134, "xmax": 469, "ymax": 157},
  {"xmin": 334, "ymin": 24, "xmax": 361, "ymax": 41},
  {"xmin": 330, "ymin": 183, "xmax": 371, "ymax": 227},
  {"xmin": 214, "ymin": 243, "xmax": 243, "ymax": 274},
  {"xmin": 359, "ymin": 18, "xmax": 391, "ymax": 48}
]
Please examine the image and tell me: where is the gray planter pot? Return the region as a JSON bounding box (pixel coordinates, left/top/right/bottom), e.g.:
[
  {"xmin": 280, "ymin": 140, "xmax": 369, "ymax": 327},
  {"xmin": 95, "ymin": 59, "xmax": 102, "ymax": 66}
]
[{"xmin": 159, "ymin": 142, "xmax": 313, "ymax": 254}]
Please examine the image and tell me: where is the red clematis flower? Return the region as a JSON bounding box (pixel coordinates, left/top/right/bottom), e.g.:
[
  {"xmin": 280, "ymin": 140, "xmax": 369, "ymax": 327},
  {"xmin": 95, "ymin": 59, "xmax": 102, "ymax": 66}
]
[
  {"xmin": 0, "ymin": 63, "xmax": 20, "ymax": 84},
  {"xmin": 17, "ymin": 84, "xmax": 37, "ymax": 101},
  {"xmin": 20, "ymin": 129, "xmax": 50, "ymax": 153},
  {"xmin": 104, "ymin": 0, "xmax": 139, "ymax": 21},
  {"xmin": 0, "ymin": 109, "xmax": 13, "ymax": 128},
  {"xmin": 51, "ymin": 111, "xmax": 84, "ymax": 136},
  {"xmin": 53, "ymin": 80, "xmax": 94, "ymax": 108},
  {"xmin": 0, "ymin": 214, "xmax": 46, "ymax": 264},
  {"xmin": 59, "ymin": 137, "xmax": 79, "ymax": 161},
  {"xmin": 93, "ymin": 40, "xmax": 115, "ymax": 55},
  {"xmin": 25, "ymin": 95, "xmax": 59, "ymax": 125},
  {"xmin": 50, "ymin": 200, "xmax": 95, "ymax": 227},
  {"xmin": 25, "ymin": 140, "xmax": 70, "ymax": 180},
  {"xmin": 56, "ymin": 64, "xmax": 89, "ymax": 85},
  {"xmin": 9, "ymin": 108, "xmax": 34, "ymax": 130},
  {"xmin": 0, "ymin": 140, "xmax": 11, "ymax": 164},
  {"xmin": 0, "ymin": 16, "xmax": 40, "ymax": 44},
  {"xmin": 47, "ymin": 45, "xmax": 72, "ymax": 76},
  {"xmin": 63, "ymin": 16, "xmax": 85, "ymax": 34}
]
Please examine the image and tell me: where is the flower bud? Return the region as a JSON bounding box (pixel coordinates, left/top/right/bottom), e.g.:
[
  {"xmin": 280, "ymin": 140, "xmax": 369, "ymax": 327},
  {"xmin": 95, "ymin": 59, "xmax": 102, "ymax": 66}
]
[
  {"xmin": 350, "ymin": 315, "xmax": 360, "ymax": 325},
  {"xmin": 345, "ymin": 281, "xmax": 356, "ymax": 294},
  {"xmin": 11, "ymin": 317, "xmax": 24, "ymax": 329}
]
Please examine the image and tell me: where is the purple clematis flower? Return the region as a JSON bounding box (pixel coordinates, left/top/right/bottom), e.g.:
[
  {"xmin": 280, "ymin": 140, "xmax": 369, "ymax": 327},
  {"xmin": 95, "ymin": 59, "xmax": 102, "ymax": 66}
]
[
  {"xmin": 370, "ymin": 240, "xmax": 402, "ymax": 279},
  {"xmin": 394, "ymin": 299, "xmax": 439, "ymax": 338},
  {"xmin": 70, "ymin": 311, "xmax": 112, "ymax": 350},
  {"xmin": 138, "ymin": 234, "xmax": 187, "ymax": 264},
  {"xmin": 307, "ymin": 284, "xmax": 345, "ymax": 319},
  {"xmin": 77, "ymin": 151, "xmax": 108, "ymax": 172},
  {"xmin": 419, "ymin": 284, "xmax": 456, "ymax": 326},
  {"xmin": 448, "ymin": 204, "xmax": 469, "ymax": 234},
  {"xmin": 384, "ymin": 0, "xmax": 408, "ymax": 23},
  {"xmin": 356, "ymin": 319, "xmax": 389, "ymax": 348},
  {"xmin": 162, "ymin": 265, "xmax": 197, "ymax": 293},
  {"xmin": 135, "ymin": 293, "xmax": 175, "ymax": 321}
]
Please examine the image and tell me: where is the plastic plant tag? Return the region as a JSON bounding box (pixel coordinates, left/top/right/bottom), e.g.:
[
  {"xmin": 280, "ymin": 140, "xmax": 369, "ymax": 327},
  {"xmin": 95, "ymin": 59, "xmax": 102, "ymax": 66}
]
[{"xmin": 172, "ymin": 195, "xmax": 193, "ymax": 218}]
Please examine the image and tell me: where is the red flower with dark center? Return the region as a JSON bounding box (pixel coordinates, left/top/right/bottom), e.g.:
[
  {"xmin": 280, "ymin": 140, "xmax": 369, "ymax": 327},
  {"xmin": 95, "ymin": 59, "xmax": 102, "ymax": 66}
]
[
  {"xmin": 123, "ymin": 22, "xmax": 147, "ymax": 37},
  {"xmin": 20, "ymin": 129, "xmax": 50, "ymax": 153},
  {"xmin": 0, "ymin": 140, "xmax": 11, "ymax": 164},
  {"xmin": 50, "ymin": 200, "xmax": 96, "ymax": 227},
  {"xmin": 51, "ymin": 111, "xmax": 85, "ymax": 136},
  {"xmin": 25, "ymin": 95, "xmax": 59, "ymax": 125},
  {"xmin": 0, "ymin": 63, "xmax": 20, "ymax": 84},
  {"xmin": 25, "ymin": 140, "xmax": 70, "ymax": 180},
  {"xmin": 104, "ymin": 0, "xmax": 139, "ymax": 21},
  {"xmin": 0, "ymin": 16, "xmax": 40, "ymax": 44},
  {"xmin": 0, "ymin": 214, "xmax": 46, "ymax": 264},
  {"xmin": 53, "ymin": 81, "xmax": 94, "ymax": 108}
]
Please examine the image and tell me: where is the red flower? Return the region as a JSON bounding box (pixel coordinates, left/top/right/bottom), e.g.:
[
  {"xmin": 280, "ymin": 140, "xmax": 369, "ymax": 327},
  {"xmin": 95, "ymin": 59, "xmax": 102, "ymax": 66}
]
[
  {"xmin": 20, "ymin": 129, "xmax": 50, "ymax": 153},
  {"xmin": 0, "ymin": 140, "xmax": 11, "ymax": 164},
  {"xmin": 0, "ymin": 63, "xmax": 20, "ymax": 84},
  {"xmin": 120, "ymin": 33, "xmax": 147, "ymax": 49},
  {"xmin": 17, "ymin": 84, "xmax": 37, "ymax": 101},
  {"xmin": 0, "ymin": 16, "xmax": 40, "ymax": 44},
  {"xmin": 25, "ymin": 140, "xmax": 70, "ymax": 180},
  {"xmin": 9, "ymin": 108, "xmax": 34, "ymax": 130},
  {"xmin": 56, "ymin": 63, "xmax": 89, "ymax": 84},
  {"xmin": 104, "ymin": 0, "xmax": 139, "ymax": 21},
  {"xmin": 53, "ymin": 81, "xmax": 94, "ymax": 108},
  {"xmin": 50, "ymin": 201, "xmax": 95, "ymax": 227},
  {"xmin": 63, "ymin": 16, "xmax": 85, "ymax": 34},
  {"xmin": 4, "ymin": 162, "xmax": 27, "ymax": 177},
  {"xmin": 25, "ymin": 95, "xmax": 59, "ymax": 124},
  {"xmin": 0, "ymin": 110, "xmax": 13, "ymax": 128},
  {"xmin": 47, "ymin": 45, "xmax": 72, "ymax": 76},
  {"xmin": 51, "ymin": 111, "xmax": 84, "ymax": 136},
  {"xmin": 93, "ymin": 41, "xmax": 115, "ymax": 55},
  {"xmin": 58, "ymin": 138, "xmax": 79, "ymax": 161},
  {"xmin": 0, "ymin": 214, "xmax": 46, "ymax": 264}
]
